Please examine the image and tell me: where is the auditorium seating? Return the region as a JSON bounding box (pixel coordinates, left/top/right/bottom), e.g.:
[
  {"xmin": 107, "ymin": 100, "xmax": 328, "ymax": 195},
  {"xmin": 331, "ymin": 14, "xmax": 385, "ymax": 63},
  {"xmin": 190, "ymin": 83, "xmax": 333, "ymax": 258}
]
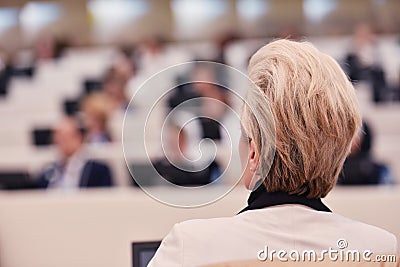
[{"xmin": 1, "ymin": 35, "xmax": 399, "ymax": 184}]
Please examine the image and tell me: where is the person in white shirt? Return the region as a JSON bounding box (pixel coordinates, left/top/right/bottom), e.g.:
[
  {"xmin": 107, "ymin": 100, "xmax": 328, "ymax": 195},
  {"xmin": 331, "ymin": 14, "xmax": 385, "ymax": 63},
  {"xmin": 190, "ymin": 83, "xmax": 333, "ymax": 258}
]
[{"xmin": 148, "ymin": 39, "xmax": 398, "ymax": 267}]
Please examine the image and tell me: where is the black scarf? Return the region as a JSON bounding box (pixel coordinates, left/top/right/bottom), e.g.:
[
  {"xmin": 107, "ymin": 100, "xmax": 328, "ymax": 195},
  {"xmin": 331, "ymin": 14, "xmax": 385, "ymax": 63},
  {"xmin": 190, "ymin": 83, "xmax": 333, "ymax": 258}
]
[{"xmin": 238, "ymin": 183, "xmax": 331, "ymax": 214}]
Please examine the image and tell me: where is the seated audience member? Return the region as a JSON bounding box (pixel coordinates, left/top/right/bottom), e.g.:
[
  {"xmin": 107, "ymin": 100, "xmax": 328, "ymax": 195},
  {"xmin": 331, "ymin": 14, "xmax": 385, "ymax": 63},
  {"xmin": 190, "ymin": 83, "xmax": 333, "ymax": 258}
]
[
  {"xmin": 0, "ymin": 53, "xmax": 12, "ymax": 97},
  {"xmin": 138, "ymin": 36, "xmax": 167, "ymax": 73},
  {"xmin": 34, "ymin": 34, "xmax": 57, "ymax": 61},
  {"xmin": 113, "ymin": 53, "xmax": 136, "ymax": 82},
  {"xmin": 168, "ymin": 76, "xmax": 200, "ymax": 110},
  {"xmin": 345, "ymin": 23, "xmax": 387, "ymax": 103},
  {"xmin": 168, "ymin": 62, "xmax": 230, "ymax": 115},
  {"xmin": 149, "ymin": 40, "xmax": 397, "ymax": 266},
  {"xmin": 197, "ymin": 83, "xmax": 229, "ymax": 141},
  {"xmin": 100, "ymin": 66, "xmax": 131, "ymax": 142},
  {"xmin": 214, "ymin": 33, "xmax": 237, "ymax": 65},
  {"xmin": 338, "ymin": 121, "xmax": 392, "ymax": 185},
  {"xmin": 193, "ymin": 64, "xmax": 231, "ymax": 141},
  {"xmin": 153, "ymin": 123, "xmax": 221, "ymax": 186},
  {"xmin": 36, "ymin": 117, "xmax": 113, "ymax": 189},
  {"xmin": 80, "ymin": 92, "xmax": 113, "ymax": 144},
  {"xmin": 33, "ymin": 34, "xmax": 69, "ymax": 62},
  {"xmin": 102, "ymin": 67, "xmax": 130, "ymax": 111}
]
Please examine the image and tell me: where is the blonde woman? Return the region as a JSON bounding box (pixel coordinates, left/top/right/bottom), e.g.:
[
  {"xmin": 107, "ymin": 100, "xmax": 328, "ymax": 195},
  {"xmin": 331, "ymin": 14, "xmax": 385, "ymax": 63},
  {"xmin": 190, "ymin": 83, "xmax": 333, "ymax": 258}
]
[
  {"xmin": 80, "ymin": 92, "xmax": 113, "ymax": 144},
  {"xmin": 148, "ymin": 40, "xmax": 398, "ymax": 266}
]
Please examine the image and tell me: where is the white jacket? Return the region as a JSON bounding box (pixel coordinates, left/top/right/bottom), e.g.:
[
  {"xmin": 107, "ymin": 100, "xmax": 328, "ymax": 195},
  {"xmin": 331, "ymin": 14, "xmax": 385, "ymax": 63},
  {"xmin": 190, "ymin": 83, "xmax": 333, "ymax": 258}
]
[{"xmin": 148, "ymin": 205, "xmax": 398, "ymax": 267}]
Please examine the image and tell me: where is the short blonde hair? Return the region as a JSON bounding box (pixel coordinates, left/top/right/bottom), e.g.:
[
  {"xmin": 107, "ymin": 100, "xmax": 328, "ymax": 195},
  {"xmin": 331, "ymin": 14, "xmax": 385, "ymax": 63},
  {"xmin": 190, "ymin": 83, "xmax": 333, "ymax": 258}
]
[
  {"xmin": 242, "ymin": 39, "xmax": 362, "ymax": 198},
  {"xmin": 81, "ymin": 92, "xmax": 113, "ymax": 128}
]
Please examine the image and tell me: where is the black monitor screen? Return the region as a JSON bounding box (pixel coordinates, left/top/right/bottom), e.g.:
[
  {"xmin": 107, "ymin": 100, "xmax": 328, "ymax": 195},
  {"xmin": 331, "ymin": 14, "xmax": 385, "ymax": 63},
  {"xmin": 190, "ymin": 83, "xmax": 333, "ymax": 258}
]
[
  {"xmin": 132, "ymin": 241, "xmax": 161, "ymax": 267},
  {"xmin": 0, "ymin": 171, "xmax": 33, "ymax": 190},
  {"xmin": 32, "ymin": 128, "xmax": 53, "ymax": 146}
]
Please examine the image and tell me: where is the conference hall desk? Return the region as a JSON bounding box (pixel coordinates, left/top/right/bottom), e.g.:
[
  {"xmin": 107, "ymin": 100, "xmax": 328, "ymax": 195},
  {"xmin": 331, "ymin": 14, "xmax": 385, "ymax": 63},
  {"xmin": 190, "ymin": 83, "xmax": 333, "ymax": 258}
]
[{"xmin": 0, "ymin": 185, "xmax": 399, "ymax": 267}]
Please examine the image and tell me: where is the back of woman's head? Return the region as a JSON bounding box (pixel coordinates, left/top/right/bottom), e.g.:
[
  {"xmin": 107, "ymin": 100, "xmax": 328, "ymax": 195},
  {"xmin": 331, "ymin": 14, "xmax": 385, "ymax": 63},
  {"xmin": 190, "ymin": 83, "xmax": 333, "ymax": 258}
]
[{"xmin": 243, "ymin": 39, "xmax": 362, "ymax": 198}]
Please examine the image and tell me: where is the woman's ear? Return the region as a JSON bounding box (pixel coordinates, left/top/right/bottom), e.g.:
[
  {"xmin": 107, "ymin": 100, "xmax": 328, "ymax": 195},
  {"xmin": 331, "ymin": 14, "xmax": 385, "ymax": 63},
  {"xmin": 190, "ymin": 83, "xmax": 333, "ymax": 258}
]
[{"xmin": 248, "ymin": 139, "xmax": 260, "ymax": 176}]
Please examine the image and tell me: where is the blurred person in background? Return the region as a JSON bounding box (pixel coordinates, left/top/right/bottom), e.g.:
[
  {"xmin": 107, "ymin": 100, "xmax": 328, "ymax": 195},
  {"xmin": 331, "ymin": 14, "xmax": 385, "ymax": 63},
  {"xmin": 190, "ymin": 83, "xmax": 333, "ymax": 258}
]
[
  {"xmin": 34, "ymin": 34, "xmax": 56, "ymax": 61},
  {"xmin": 113, "ymin": 53, "xmax": 136, "ymax": 84},
  {"xmin": 167, "ymin": 75, "xmax": 200, "ymax": 110},
  {"xmin": 338, "ymin": 121, "xmax": 393, "ymax": 185},
  {"xmin": 345, "ymin": 23, "xmax": 387, "ymax": 103},
  {"xmin": 8, "ymin": 34, "xmax": 69, "ymax": 80},
  {"xmin": 138, "ymin": 36, "xmax": 166, "ymax": 72},
  {"xmin": 102, "ymin": 67, "xmax": 130, "ymax": 111},
  {"xmin": 135, "ymin": 35, "xmax": 190, "ymax": 77},
  {"xmin": 114, "ymin": 48, "xmax": 139, "ymax": 99},
  {"xmin": 80, "ymin": 92, "xmax": 113, "ymax": 144},
  {"xmin": 197, "ymin": 85, "xmax": 229, "ymax": 141},
  {"xmin": 168, "ymin": 63, "xmax": 231, "ymax": 141},
  {"xmin": 100, "ymin": 55, "xmax": 135, "ymax": 142},
  {"xmin": 0, "ymin": 49, "xmax": 12, "ymax": 97},
  {"xmin": 34, "ymin": 34, "xmax": 69, "ymax": 61},
  {"xmin": 192, "ymin": 65, "xmax": 230, "ymax": 108},
  {"xmin": 36, "ymin": 117, "xmax": 113, "ymax": 189},
  {"xmin": 394, "ymin": 68, "xmax": 400, "ymax": 101},
  {"xmin": 192, "ymin": 63, "xmax": 230, "ymax": 141},
  {"xmin": 214, "ymin": 33, "xmax": 238, "ymax": 65},
  {"xmin": 153, "ymin": 123, "xmax": 221, "ymax": 186}
]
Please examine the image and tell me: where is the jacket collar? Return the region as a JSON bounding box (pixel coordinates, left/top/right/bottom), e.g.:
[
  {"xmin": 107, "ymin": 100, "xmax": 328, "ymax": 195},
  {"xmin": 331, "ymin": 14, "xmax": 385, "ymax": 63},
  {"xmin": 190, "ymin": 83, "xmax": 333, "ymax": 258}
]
[{"xmin": 238, "ymin": 182, "xmax": 331, "ymax": 214}]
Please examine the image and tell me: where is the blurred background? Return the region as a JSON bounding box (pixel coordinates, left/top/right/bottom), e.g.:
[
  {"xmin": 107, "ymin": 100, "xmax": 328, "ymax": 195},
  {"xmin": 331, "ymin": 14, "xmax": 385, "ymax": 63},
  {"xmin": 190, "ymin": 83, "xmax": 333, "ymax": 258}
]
[{"xmin": 0, "ymin": 1, "xmax": 399, "ymax": 267}]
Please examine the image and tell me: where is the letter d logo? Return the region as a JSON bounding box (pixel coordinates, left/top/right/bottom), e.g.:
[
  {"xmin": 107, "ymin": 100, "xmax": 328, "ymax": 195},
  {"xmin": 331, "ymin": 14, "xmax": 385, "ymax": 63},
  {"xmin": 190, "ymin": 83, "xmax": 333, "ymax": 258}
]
[{"xmin": 258, "ymin": 246, "xmax": 268, "ymax": 261}]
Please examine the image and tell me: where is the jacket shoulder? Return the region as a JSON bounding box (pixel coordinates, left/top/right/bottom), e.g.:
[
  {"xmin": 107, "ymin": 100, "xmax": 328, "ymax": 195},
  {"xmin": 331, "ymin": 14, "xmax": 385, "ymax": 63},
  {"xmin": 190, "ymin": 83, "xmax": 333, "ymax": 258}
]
[{"xmin": 81, "ymin": 160, "xmax": 113, "ymax": 187}]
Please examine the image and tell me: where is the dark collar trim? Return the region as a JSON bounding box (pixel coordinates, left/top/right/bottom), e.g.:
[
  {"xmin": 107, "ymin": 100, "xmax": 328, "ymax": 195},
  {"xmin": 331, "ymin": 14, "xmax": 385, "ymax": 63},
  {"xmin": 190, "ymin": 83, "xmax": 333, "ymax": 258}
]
[{"xmin": 238, "ymin": 184, "xmax": 331, "ymax": 214}]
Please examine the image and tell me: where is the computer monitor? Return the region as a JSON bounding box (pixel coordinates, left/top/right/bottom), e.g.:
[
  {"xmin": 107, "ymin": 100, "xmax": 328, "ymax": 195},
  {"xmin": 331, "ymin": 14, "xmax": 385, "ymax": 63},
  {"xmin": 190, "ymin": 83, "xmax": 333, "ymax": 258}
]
[
  {"xmin": 128, "ymin": 163, "xmax": 169, "ymax": 187},
  {"xmin": 63, "ymin": 98, "xmax": 80, "ymax": 116},
  {"xmin": 0, "ymin": 171, "xmax": 34, "ymax": 190},
  {"xmin": 83, "ymin": 79, "xmax": 102, "ymax": 95},
  {"xmin": 132, "ymin": 241, "xmax": 161, "ymax": 267},
  {"xmin": 32, "ymin": 128, "xmax": 53, "ymax": 146}
]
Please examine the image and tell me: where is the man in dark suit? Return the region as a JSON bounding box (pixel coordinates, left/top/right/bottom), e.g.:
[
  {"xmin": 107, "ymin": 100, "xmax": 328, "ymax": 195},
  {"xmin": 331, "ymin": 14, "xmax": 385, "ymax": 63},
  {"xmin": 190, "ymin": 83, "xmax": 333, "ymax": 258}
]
[
  {"xmin": 338, "ymin": 121, "xmax": 392, "ymax": 185},
  {"xmin": 36, "ymin": 117, "xmax": 113, "ymax": 189},
  {"xmin": 153, "ymin": 123, "xmax": 221, "ymax": 186}
]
